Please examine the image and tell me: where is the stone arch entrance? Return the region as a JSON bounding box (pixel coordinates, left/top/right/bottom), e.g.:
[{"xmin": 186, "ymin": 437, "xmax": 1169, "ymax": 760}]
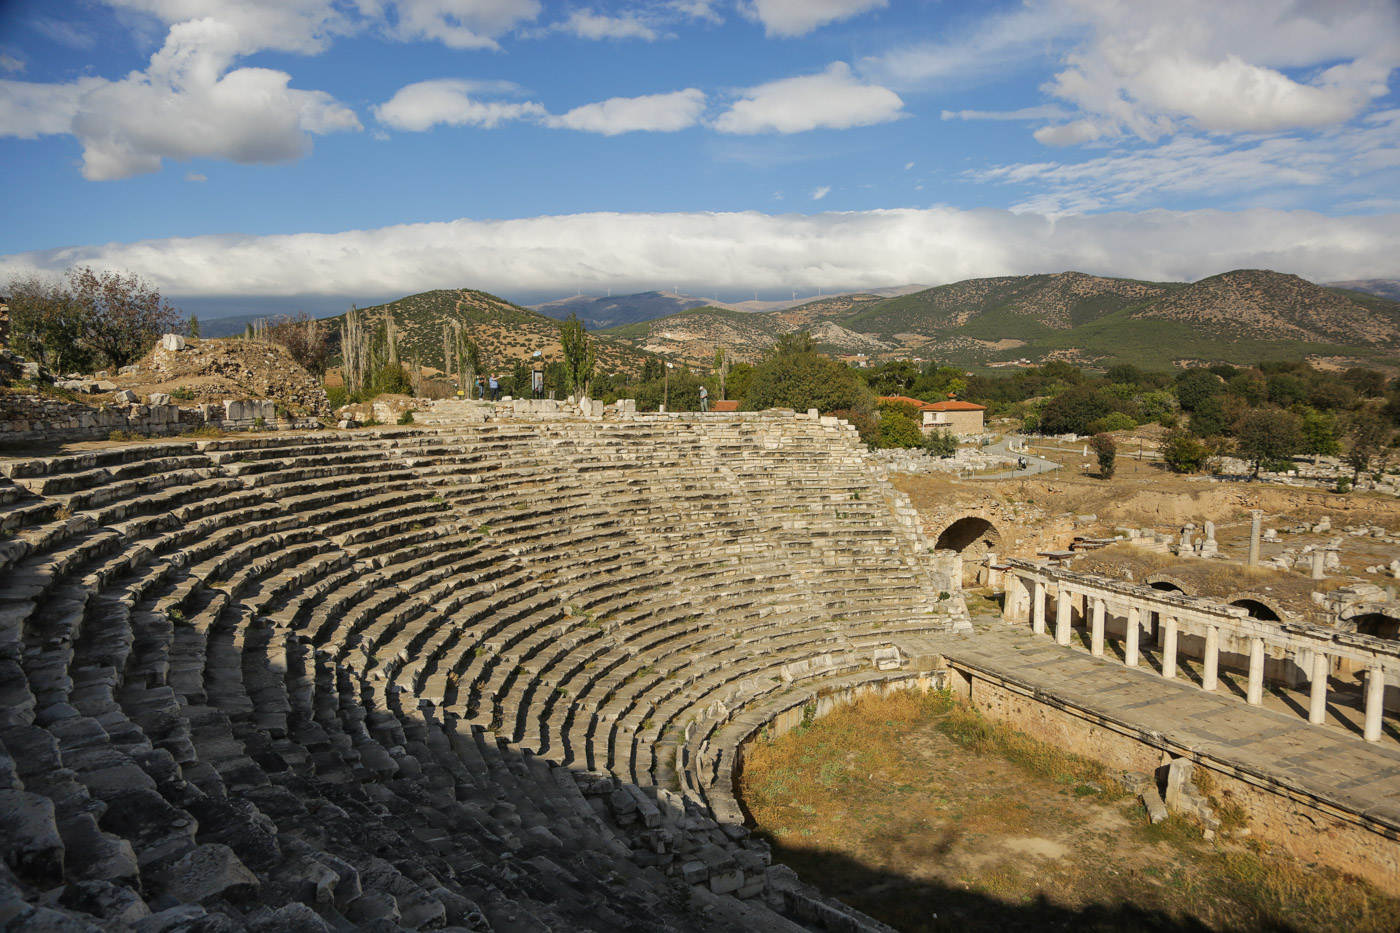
[
  {"xmin": 1146, "ymin": 573, "xmax": 1192, "ymax": 596},
  {"xmin": 1230, "ymin": 597, "xmax": 1282, "ymax": 621},
  {"xmin": 1347, "ymin": 612, "xmax": 1400, "ymax": 640},
  {"xmin": 933, "ymin": 514, "xmax": 1001, "ymax": 586}
]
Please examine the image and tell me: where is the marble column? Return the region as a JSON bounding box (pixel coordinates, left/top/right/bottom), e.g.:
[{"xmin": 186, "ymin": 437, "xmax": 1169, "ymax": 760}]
[
  {"xmin": 1055, "ymin": 586, "xmax": 1072, "ymax": 646},
  {"xmin": 1364, "ymin": 667, "xmax": 1386, "ymax": 742},
  {"xmin": 1308, "ymin": 650, "xmax": 1329, "ymax": 725},
  {"xmin": 1125, "ymin": 605, "xmax": 1140, "ymax": 667},
  {"xmin": 1202, "ymin": 626, "xmax": 1220, "ymax": 691},
  {"xmin": 1246, "ymin": 637, "xmax": 1265, "ymax": 705},
  {"xmin": 1161, "ymin": 615, "xmax": 1178, "ymax": 679},
  {"xmin": 1248, "ymin": 510, "xmax": 1263, "ymax": 567},
  {"xmin": 1031, "ymin": 579, "xmax": 1046, "ymax": 635},
  {"xmin": 1091, "ymin": 598, "xmax": 1105, "ymax": 657}
]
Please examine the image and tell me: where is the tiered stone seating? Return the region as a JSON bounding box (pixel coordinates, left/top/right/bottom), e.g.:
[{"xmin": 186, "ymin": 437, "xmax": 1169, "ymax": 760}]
[{"xmin": 1, "ymin": 414, "xmax": 956, "ymax": 932}]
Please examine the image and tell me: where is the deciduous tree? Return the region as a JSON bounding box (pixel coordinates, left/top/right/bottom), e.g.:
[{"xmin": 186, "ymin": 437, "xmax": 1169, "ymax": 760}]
[
  {"xmin": 67, "ymin": 266, "xmax": 182, "ymax": 369},
  {"xmin": 741, "ymin": 331, "xmax": 874, "ymax": 416},
  {"xmin": 1089, "ymin": 433, "xmax": 1117, "ymax": 479},
  {"xmin": 1235, "ymin": 408, "xmax": 1301, "ymax": 477},
  {"xmin": 559, "ymin": 313, "xmax": 596, "ymax": 397},
  {"xmin": 1344, "ymin": 407, "xmax": 1397, "ymax": 482}
]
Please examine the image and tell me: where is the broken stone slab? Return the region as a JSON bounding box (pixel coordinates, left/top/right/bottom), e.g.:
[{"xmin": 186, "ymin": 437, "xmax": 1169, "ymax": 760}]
[
  {"xmin": 160, "ymin": 334, "xmax": 187, "ymax": 352},
  {"xmin": 151, "ymin": 843, "xmax": 259, "ymax": 905},
  {"xmin": 113, "ymin": 389, "xmax": 139, "ymax": 404},
  {"xmin": 1163, "ymin": 758, "xmax": 1193, "ymax": 812},
  {"xmin": 148, "ymin": 393, "xmax": 172, "ymax": 407},
  {"xmin": 1140, "ymin": 787, "xmax": 1169, "ymax": 825}
]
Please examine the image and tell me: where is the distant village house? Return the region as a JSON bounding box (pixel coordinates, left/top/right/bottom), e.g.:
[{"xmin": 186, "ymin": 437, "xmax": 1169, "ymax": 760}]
[{"xmin": 878, "ymin": 395, "xmax": 986, "ymax": 435}]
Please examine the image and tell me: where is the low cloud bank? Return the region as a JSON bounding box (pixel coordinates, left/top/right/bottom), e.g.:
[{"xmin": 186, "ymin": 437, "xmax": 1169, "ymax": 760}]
[{"xmin": 3, "ymin": 207, "xmax": 1396, "ymax": 306}]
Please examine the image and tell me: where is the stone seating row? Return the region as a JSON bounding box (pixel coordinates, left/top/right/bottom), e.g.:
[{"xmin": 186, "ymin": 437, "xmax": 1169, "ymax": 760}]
[{"xmin": 1, "ymin": 421, "xmax": 943, "ymax": 932}]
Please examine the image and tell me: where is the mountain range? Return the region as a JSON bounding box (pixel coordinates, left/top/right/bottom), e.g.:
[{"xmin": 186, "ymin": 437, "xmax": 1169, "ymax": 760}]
[
  {"xmin": 284, "ymin": 269, "xmax": 1400, "ymax": 379},
  {"xmin": 599, "ymin": 269, "xmax": 1400, "ymax": 371}
]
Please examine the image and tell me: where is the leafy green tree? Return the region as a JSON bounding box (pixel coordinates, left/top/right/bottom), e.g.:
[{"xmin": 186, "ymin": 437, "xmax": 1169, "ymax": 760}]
[
  {"xmin": 1342, "ymin": 367, "xmax": 1386, "ymax": 398},
  {"xmin": 726, "ymin": 362, "xmax": 756, "ymax": 401},
  {"xmin": 1037, "ymin": 386, "xmax": 1114, "ymax": 435},
  {"xmin": 1235, "ymin": 408, "xmax": 1302, "ymax": 477},
  {"xmin": 877, "ymin": 400, "xmax": 925, "ymax": 449},
  {"xmin": 372, "ymin": 362, "xmax": 412, "ymax": 395},
  {"xmin": 7, "ymin": 266, "xmax": 180, "ymax": 372},
  {"xmin": 1298, "ymin": 409, "xmax": 1341, "ymax": 464},
  {"xmin": 1266, "ymin": 373, "xmax": 1308, "ymax": 407},
  {"xmin": 1160, "ymin": 428, "xmax": 1210, "ymax": 474},
  {"xmin": 188, "ymin": 314, "xmax": 200, "ymax": 338},
  {"xmin": 863, "ymin": 359, "xmax": 921, "ymax": 396},
  {"xmin": 1344, "ymin": 407, "xmax": 1397, "ymax": 482},
  {"xmin": 1086, "ymin": 411, "xmax": 1137, "ymax": 433},
  {"xmin": 1306, "ymin": 379, "xmax": 1355, "ymax": 412},
  {"xmin": 1226, "ymin": 372, "xmax": 1265, "ymax": 406},
  {"xmin": 1174, "ymin": 368, "xmax": 1222, "ymax": 411},
  {"xmin": 5, "ymin": 270, "xmax": 93, "ymax": 373},
  {"xmin": 924, "ymin": 429, "xmax": 957, "ymax": 458},
  {"xmin": 741, "ymin": 331, "xmax": 875, "ymax": 416},
  {"xmin": 1089, "ymin": 433, "xmax": 1117, "ymax": 479},
  {"xmin": 1189, "ymin": 395, "xmax": 1229, "ymax": 437},
  {"xmin": 559, "ymin": 312, "xmax": 596, "ymax": 397},
  {"xmin": 1137, "ymin": 390, "xmax": 1175, "ymax": 424}
]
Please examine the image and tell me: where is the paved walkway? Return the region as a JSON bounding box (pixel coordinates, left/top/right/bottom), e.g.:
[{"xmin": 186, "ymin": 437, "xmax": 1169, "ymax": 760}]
[
  {"xmin": 966, "ymin": 436, "xmax": 1062, "ymax": 480},
  {"xmin": 930, "ymin": 617, "xmax": 1400, "ymax": 826}
]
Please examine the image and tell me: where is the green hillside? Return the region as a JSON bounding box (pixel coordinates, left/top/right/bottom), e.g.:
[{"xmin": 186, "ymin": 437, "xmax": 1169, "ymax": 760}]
[{"xmin": 325, "ymin": 288, "xmax": 656, "ymax": 375}]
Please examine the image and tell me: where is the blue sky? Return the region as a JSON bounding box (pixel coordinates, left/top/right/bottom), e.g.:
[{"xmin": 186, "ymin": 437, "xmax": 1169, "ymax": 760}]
[{"xmin": 1, "ymin": 0, "xmax": 1398, "ymax": 314}]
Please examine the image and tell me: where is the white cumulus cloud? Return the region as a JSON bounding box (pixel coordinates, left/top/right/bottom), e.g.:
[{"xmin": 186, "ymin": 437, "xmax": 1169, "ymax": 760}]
[
  {"xmin": 374, "ymin": 79, "xmax": 544, "ymax": 131},
  {"xmin": 713, "ymin": 62, "xmax": 904, "ymax": 134},
  {"xmin": 1036, "ymin": 0, "xmax": 1400, "ymax": 141},
  {"xmin": 742, "ymin": 0, "xmax": 886, "ymax": 38},
  {"xmin": 381, "ymin": 0, "xmax": 542, "ymax": 49},
  {"xmin": 544, "ymin": 88, "xmax": 705, "ymax": 135},
  {"xmin": 811, "ymin": 186, "xmax": 830, "ymax": 200},
  {"xmin": 553, "ymin": 9, "xmax": 657, "ymax": 40},
  {"xmin": 3, "ymin": 208, "xmax": 1396, "ymax": 303}
]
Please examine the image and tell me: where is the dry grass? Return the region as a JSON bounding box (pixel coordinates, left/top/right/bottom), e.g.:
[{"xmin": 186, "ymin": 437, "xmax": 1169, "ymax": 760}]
[{"xmin": 740, "ymin": 689, "xmax": 1400, "ymax": 933}]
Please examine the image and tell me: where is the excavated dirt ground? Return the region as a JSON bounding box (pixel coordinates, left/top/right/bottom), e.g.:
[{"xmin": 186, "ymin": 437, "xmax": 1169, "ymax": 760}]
[{"xmin": 741, "ymin": 691, "xmax": 1400, "ymax": 933}]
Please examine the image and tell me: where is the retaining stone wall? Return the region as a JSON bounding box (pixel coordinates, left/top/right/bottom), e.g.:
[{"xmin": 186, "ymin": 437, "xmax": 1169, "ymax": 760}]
[
  {"xmin": 0, "ymin": 392, "xmax": 313, "ymax": 446},
  {"xmin": 945, "ymin": 662, "xmax": 1400, "ymax": 895}
]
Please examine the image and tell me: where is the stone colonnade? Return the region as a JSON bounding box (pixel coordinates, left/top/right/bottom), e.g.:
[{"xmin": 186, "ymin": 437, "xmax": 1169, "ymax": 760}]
[{"xmin": 1002, "ymin": 559, "xmax": 1399, "ymax": 742}]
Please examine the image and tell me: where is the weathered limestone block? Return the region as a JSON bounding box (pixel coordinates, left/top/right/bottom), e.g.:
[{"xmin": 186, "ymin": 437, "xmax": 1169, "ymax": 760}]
[
  {"xmin": 1163, "ymin": 758, "xmax": 1194, "ymax": 812},
  {"xmin": 160, "ymin": 334, "xmax": 186, "ymax": 352},
  {"xmin": 246, "ymin": 903, "xmax": 334, "ymax": 933},
  {"xmin": 152, "ymin": 843, "xmax": 259, "ymax": 904},
  {"xmin": 1141, "ymin": 786, "xmax": 1169, "ymax": 824},
  {"xmin": 50, "ymin": 879, "xmax": 151, "ymax": 925},
  {"xmin": 0, "ymin": 789, "xmax": 65, "ymax": 885},
  {"xmin": 113, "ymin": 390, "xmax": 139, "ymax": 405},
  {"xmin": 872, "ymin": 646, "xmax": 902, "ymax": 671}
]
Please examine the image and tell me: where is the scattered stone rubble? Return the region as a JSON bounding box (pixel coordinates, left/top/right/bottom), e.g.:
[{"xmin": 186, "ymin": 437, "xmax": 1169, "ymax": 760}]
[
  {"xmin": 1125, "ymin": 760, "xmax": 1222, "ymax": 839},
  {"xmin": 872, "ymin": 445, "xmax": 1017, "ymax": 475}
]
